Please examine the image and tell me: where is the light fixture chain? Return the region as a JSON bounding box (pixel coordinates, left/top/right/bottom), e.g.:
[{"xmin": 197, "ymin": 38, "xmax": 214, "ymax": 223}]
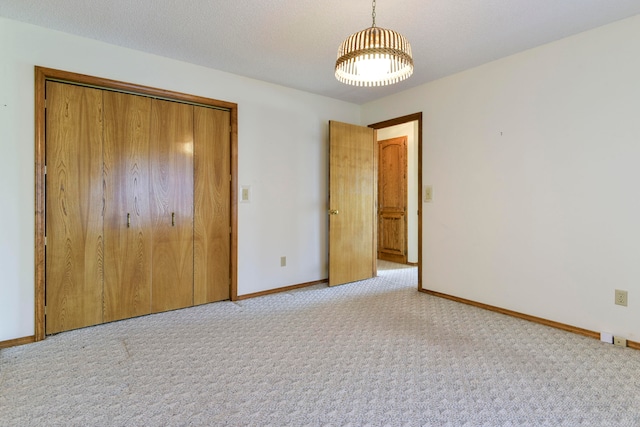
[{"xmin": 372, "ymin": 0, "xmax": 377, "ymax": 27}]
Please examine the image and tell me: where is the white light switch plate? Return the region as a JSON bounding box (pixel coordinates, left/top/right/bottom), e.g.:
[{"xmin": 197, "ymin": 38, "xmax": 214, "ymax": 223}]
[
  {"xmin": 424, "ymin": 185, "xmax": 433, "ymax": 202},
  {"xmin": 241, "ymin": 185, "xmax": 251, "ymax": 203}
]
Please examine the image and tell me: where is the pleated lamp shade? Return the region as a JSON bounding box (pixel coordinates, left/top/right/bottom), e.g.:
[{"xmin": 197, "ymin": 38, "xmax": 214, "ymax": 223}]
[{"xmin": 335, "ymin": 26, "xmax": 413, "ymax": 87}]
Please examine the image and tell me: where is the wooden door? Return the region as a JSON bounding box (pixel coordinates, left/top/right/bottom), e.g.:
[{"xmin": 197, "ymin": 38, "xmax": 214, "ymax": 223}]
[
  {"xmin": 194, "ymin": 106, "xmax": 231, "ymax": 304},
  {"xmin": 150, "ymin": 99, "xmax": 194, "ymax": 312},
  {"xmin": 378, "ymin": 136, "xmax": 408, "ymax": 264},
  {"xmin": 328, "ymin": 121, "xmax": 377, "ymax": 286},
  {"xmin": 103, "ymin": 91, "xmax": 153, "ymax": 322},
  {"xmin": 45, "ymin": 82, "xmax": 104, "ymax": 334}
]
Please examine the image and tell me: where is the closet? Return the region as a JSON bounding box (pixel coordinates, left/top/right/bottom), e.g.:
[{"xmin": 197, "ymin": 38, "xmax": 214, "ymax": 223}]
[{"xmin": 45, "ymin": 81, "xmax": 231, "ymax": 334}]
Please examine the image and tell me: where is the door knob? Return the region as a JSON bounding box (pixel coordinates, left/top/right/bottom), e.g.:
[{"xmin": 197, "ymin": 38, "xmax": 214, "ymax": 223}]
[
  {"xmin": 171, "ymin": 212, "xmax": 175, "ymax": 226},
  {"xmin": 329, "ymin": 209, "xmax": 339, "ymax": 215}
]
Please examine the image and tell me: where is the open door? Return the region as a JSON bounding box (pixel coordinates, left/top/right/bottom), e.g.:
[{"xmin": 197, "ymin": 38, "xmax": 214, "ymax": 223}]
[{"xmin": 328, "ymin": 121, "xmax": 377, "ymax": 286}]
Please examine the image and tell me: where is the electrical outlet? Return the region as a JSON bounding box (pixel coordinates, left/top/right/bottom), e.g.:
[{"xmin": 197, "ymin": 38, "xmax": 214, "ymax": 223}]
[
  {"xmin": 280, "ymin": 256, "xmax": 286, "ymax": 267},
  {"xmin": 615, "ymin": 289, "xmax": 628, "ymax": 307},
  {"xmin": 614, "ymin": 336, "xmax": 627, "ymax": 347},
  {"xmin": 600, "ymin": 332, "xmax": 613, "ymax": 344}
]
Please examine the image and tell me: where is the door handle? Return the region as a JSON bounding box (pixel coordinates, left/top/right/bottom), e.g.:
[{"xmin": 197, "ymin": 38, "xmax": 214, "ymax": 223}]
[
  {"xmin": 329, "ymin": 209, "xmax": 339, "ymax": 215},
  {"xmin": 171, "ymin": 212, "xmax": 175, "ymax": 226},
  {"xmin": 127, "ymin": 213, "xmax": 130, "ymax": 228}
]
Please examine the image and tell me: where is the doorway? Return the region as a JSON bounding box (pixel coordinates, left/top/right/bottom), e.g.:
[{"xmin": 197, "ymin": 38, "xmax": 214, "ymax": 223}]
[{"xmin": 369, "ymin": 113, "xmax": 423, "ymax": 290}]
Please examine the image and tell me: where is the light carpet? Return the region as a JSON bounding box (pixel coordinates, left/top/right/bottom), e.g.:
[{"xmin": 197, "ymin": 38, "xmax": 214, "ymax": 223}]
[{"xmin": 1, "ymin": 261, "xmax": 639, "ymax": 426}]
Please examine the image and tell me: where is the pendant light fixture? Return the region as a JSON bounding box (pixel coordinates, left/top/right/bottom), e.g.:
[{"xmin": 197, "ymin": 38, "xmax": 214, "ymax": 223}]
[{"xmin": 335, "ymin": 0, "xmax": 414, "ymax": 87}]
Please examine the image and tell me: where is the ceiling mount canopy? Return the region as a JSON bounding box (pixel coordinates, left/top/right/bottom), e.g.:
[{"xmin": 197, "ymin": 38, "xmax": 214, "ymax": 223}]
[{"xmin": 335, "ymin": 0, "xmax": 414, "ymax": 87}]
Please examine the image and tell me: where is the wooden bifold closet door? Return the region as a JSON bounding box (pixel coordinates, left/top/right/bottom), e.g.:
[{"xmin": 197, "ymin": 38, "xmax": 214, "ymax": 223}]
[
  {"xmin": 149, "ymin": 100, "xmax": 194, "ymax": 313},
  {"xmin": 45, "ymin": 82, "xmax": 104, "ymax": 334},
  {"xmin": 194, "ymin": 106, "xmax": 231, "ymax": 305},
  {"xmin": 103, "ymin": 91, "xmax": 152, "ymax": 322},
  {"xmin": 45, "ymin": 81, "xmax": 230, "ymax": 335}
]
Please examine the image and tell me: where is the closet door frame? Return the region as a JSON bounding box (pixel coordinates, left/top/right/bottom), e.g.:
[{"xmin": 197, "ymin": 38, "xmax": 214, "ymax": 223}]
[{"xmin": 34, "ymin": 66, "xmax": 238, "ymax": 341}]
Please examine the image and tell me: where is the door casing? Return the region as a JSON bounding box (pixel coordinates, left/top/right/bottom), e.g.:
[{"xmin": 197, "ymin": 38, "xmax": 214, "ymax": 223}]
[{"xmin": 369, "ymin": 113, "xmax": 423, "ymax": 291}]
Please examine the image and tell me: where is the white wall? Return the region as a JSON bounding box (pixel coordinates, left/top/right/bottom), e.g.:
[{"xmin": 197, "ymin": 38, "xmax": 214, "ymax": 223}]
[
  {"xmin": 363, "ymin": 14, "xmax": 640, "ymax": 341},
  {"xmin": 0, "ymin": 17, "xmax": 360, "ymax": 342},
  {"xmin": 5, "ymin": 14, "xmax": 640, "ymax": 345},
  {"xmin": 376, "ymin": 122, "xmax": 419, "ymax": 263}
]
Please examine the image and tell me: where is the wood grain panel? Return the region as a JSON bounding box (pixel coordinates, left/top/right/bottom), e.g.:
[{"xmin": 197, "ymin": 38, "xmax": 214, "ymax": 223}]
[
  {"xmin": 45, "ymin": 82, "xmax": 104, "ymax": 334},
  {"xmin": 193, "ymin": 107, "xmax": 231, "ymax": 304},
  {"xmin": 103, "ymin": 91, "xmax": 152, "ymax": 322},
  {"xmin": 328, "ymin": 121, "xmax": 377, "ymax": 286},
  {"xmin": 378, "ymin": 215, "xmax": 406, "ymax": 264},
  {"xmin": 377, "ymin": 137, "xmax": 407, "ymax": 263},
  {"xmin": 150, "ymin": 99, "xmax": 194, "ymax": 312}
]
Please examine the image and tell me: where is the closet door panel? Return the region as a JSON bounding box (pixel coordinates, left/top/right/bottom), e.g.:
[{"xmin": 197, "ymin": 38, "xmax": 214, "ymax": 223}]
[
  {"xmin": 45, "ymin": 82, "xmax": 104, "ymax": 334},
  {"xmin": 194, "ymin": 107, "xmax": 231, "ymax": 304},
  {"xmin": 103, "ymin": 91, "xmax": 153, "ymax": 322},
  {"xmin": 150, "ymin": 99, "xmax": 194, "ymax": 312}
]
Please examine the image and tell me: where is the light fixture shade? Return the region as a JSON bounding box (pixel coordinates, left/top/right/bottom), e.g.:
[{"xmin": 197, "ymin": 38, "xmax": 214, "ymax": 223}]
[{"xmin": 335, "ymin": 26, "xmax": 413, "ymax": 87}]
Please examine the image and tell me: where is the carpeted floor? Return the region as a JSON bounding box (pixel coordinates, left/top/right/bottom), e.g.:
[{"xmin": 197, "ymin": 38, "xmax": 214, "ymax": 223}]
[{"xmin": 1, "ymin": 261, "xmax": 639, "ymax": 426}]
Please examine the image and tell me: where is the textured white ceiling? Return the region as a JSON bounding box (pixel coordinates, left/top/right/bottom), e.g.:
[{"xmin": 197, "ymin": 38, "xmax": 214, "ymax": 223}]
[{"xmin": 2, "ymin": 0, "xmax": 640, "ymax": 104}]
